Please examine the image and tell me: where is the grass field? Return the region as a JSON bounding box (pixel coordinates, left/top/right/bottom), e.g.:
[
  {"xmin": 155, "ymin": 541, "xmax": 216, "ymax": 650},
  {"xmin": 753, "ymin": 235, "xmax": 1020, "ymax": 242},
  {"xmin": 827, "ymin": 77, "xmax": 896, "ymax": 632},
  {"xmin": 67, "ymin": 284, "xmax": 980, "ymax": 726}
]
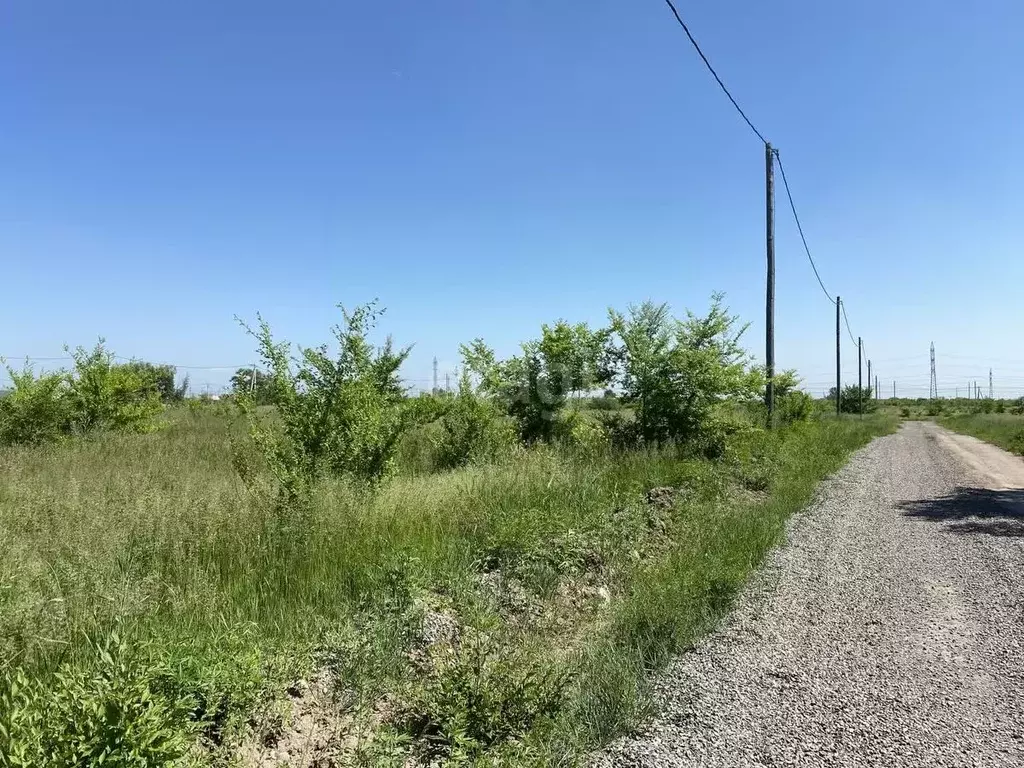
[
  {"xmin": 0, "ymin": 406, "xmax": 894, "ymax": 766},
  {"xmin": 937, "ymin": 412, "xmax": 1024, "ymax": 456}
]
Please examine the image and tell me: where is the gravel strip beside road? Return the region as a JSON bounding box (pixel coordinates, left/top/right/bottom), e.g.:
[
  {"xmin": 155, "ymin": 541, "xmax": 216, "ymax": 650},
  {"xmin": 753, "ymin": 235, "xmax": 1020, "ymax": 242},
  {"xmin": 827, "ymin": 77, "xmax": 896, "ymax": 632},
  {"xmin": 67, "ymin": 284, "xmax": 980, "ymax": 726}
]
[{"xmin": 594, "ymin": 421, "xmax": 1024, "ymax": 767}]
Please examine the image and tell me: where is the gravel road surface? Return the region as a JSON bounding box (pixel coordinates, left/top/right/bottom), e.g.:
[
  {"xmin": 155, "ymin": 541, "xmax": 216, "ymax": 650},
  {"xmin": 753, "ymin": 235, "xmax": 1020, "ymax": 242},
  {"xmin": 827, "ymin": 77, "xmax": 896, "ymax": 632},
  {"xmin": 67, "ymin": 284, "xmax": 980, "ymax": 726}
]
[{"xmin": 594, "ymin": 421, "xmax": 1024, "ymax": 767}]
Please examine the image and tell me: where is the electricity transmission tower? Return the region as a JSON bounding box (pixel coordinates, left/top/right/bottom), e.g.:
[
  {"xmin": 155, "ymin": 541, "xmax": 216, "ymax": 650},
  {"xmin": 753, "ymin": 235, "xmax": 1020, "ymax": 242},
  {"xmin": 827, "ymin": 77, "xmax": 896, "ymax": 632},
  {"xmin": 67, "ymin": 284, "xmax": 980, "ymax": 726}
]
[
  {"xmin": 929, "ymin": 343, "xmax": 938, "ymax": 400},
  {"xmin": 432, "ymin": 357, "xmax": 438, "ymax": 395},
  {"xmin": 990, "ymin": 368, "xmax": 993, "ymax": 399}
]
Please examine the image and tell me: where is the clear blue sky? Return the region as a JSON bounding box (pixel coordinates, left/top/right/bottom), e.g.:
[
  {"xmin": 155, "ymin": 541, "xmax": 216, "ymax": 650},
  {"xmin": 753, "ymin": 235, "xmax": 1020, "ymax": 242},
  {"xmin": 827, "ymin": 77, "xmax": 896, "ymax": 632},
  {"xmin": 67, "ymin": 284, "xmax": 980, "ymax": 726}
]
[{"xmin": 3, "ymin": 1, "xmax": 1023, "ymax": 397}]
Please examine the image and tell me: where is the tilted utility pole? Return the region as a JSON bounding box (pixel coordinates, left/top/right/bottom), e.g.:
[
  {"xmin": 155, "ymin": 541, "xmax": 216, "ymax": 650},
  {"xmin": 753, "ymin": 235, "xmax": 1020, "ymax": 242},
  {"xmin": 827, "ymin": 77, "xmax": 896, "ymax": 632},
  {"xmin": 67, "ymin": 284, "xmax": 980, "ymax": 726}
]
[
  {"xmin": 765, "ymin": 142, "xmax": 776, "ymax": 427},
  {"xmin": 858, "ymin": 337, "xmax": 863, "ymax": 418},
  {"xmin": 835, "ymin": 297, "xmax": 841, "ymax": 416}
]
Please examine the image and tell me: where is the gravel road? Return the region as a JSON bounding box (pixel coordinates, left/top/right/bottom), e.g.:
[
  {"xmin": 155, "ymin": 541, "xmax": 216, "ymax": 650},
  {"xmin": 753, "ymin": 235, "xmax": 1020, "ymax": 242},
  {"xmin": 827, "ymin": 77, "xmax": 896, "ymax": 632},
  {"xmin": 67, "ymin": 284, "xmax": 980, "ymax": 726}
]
[{"xmin": 594, "ymin": 421, "xmax": 1024, "ymax": 767}]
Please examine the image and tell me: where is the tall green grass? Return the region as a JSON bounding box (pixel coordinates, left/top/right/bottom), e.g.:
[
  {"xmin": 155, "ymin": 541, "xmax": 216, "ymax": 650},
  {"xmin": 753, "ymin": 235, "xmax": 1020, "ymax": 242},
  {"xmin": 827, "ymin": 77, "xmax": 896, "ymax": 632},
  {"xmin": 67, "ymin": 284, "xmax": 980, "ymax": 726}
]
[{"xmin": 0, "ymin": 407, "xmax": 894, "ymax": 765}]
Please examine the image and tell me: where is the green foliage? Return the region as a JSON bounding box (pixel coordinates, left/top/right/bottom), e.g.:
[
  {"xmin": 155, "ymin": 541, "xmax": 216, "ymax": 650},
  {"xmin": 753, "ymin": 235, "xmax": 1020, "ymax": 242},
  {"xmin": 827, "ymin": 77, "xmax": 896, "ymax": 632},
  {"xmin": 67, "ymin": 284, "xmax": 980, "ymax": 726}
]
[
  {"xmin": 237, "ymin": 301, "xmax": 412, "ymax": 497},
  {"xmin": 773, "ymin": 370, "xmax": 813, "ymax": 424},
  {"xmin": 117, "ymin": 361, "xmax": 184, "ymax": 403},
  {"xmin": 432, "ymin": 377, "xmax": 516, "ymax": 470},
  {"xmin": 67, "ymin": 343, "xmax": 164, "ymax": 434},
  {"xmin": 229, "ymin": 367, "xmax": 276, "ymax": 405},
  {"xmin": 0, "ymin": 364, "xmax": 71, "ymax": 446},
  {"xmin": 461, "ymin": 321, "xmax": 609, "ymax": 444},
  {"xmin": 0, "ymin": 344, "xmax": 163, "ymax": 447},
  {"xmin": 608, "ymin": 294, "xmax": 762, "ymax": 453},
  {"xmin": 827, "ymin": 384, "xmax": 877, "ymax": 414},
  {"xmin": 0, "ymin": 633, "xmax": 193, "ymax": 767},
  {"xmin": 394, "ymin": 637, "xmax": 567, "ymax": 762}
]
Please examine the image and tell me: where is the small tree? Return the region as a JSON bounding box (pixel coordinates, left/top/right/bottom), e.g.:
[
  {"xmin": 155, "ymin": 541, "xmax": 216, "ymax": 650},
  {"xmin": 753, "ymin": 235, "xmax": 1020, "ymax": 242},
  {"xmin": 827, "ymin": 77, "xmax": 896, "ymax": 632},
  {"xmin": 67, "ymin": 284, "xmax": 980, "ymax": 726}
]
[
  {"xmin": 117, "ymin": 361, "xmax": 181, "ymax": 402},
  {"xmin": 826, "ymin": 384, "xmax": 876, "ymax": 414},
  {"xmin": 66, "ymin": 343, "xmax": 163, "ymax": 433},
  {"xmin": 773, "ymin": 370, "xmax": 813, "ymax": 424},
  {"xmin": 237, "ymin": 302, "xmax": 412, "ymax": 499},
  {"xmin": 461, "ymin": 321, "xmax": 609, "ymax": 443},
  {"xmin": 0, "ymin": 363, "xmax": 72, "ymax": 445},
  {"xmin": 230, "ymin": 367, "xmax": 276, "ymax": 405},
  {"xmin": 608, "ymin": 294, "xmax": 762, "ymax": 452},
  {"xmin": 432, "ymin": 373, "xmax": 516, "ymax": 470}
]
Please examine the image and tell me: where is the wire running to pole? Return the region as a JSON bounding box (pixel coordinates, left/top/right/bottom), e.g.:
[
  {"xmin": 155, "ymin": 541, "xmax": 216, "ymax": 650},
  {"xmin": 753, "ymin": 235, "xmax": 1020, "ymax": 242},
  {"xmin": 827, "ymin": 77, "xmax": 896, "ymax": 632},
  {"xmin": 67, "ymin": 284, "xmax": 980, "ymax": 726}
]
[
  {"xmin": 840, "ymin": 302, "xmax": 858, "ymax": 347},
  {"xmin": 661, "ymin": 0, "xmax": 768, "ymax": 145},
  {"xmin": 774, "ymin": 150, "xmax": 834, "ymax": 304}
]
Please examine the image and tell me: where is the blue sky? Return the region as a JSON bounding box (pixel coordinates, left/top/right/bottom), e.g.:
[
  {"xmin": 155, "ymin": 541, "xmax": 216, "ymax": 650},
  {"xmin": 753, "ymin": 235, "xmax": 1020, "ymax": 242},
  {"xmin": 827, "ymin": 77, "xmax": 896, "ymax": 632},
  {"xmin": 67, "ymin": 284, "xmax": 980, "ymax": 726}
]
[{"xmin": 3, "ymin": 1, "xmax": 1023, "ymax": 397}]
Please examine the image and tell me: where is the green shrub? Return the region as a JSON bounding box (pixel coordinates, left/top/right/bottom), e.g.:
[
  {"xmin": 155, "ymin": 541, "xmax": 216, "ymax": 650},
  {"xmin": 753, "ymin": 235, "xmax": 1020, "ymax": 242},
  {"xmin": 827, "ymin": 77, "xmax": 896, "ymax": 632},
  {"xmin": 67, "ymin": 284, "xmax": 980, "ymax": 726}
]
[
  {"xmin": 0, "ymin": 365, "xmax": 71, "ymax": 446},
  {"xmin": 0, "ymin": 634, "xmax": 193, "ymax": 767},
  {"xmin": 772, "ymin": 373, "xmax": 813, "ymax": 424},
  {"xmin": 394, "ymin": 637, "xmax": 567, "ymax": 762},
  {"xmin": 0, "ymin": 344, "xmax": 162, "ymax": 448},
  {"xmin": 461, "ymin": 321, "xmax": 609, "ymax": 444},
  {"xmin": 432, "ymin": 382, "xmax": 516, "ymax": 470},
  {"xmin": 608, "ymin": 294, "xmax": 762, "ymax": 454},
  {"xmin": 826, "ymin": 384, "xmax": 877, "ymax": 414},
  {"xmin": 237, "ymin": 301, "xmax": 412, "ymax": 498},
  {"xmin": 67, "ymin": 343, "xmax": 163, "ymax": 434}
]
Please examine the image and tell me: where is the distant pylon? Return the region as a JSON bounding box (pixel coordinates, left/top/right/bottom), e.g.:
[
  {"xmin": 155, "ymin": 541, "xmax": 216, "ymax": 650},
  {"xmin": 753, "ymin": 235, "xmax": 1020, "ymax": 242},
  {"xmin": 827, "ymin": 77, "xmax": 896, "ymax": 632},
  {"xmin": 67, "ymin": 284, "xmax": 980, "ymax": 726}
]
[
  {"xmin": 929, "ymin": 342, "xmax": 938, "ymax": 400},
  {"xmin": 432, "ymin": 357, "xmax": 438, "ymax": 395},
  {"xmin": 990, "ymin": 368, "xmax": 993, "ymax": 399}
]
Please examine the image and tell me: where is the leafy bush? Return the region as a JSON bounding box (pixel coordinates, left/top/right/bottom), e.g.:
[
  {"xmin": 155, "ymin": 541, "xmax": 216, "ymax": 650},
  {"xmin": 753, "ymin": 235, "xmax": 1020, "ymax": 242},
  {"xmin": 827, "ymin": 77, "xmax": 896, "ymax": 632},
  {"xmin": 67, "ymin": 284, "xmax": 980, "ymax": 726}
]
[
  {"xmin": 0, "ymin": 634, "xmax": 193, "ymax": 767},
  {"xmin": 827, "ymin": 384, "xmax": 877, "ymax": 414},
  {"xmin": 228, "ymin": 367, "xmax": 277, "ymax": 405},
  {"xmin": 394, "ymin": 637, "xmax": 567, "ymax": 762},
  {"xmin": 237, "ymin": 301, "xmax": 412, "ymax": 498},
  {"xmin": 117, "ymin": 361, "xmax": 186, "ymax": 403},
  {"xmin": 461, "ymin": 321, "xmax": 609, "ymax": 444},
  {"xmin": 0, "ymin": 344, "xmax": 163, "ymax": 447},
  {"xmin": 772, "ymin": 371, "xmax": 812, "ymax": 424},
  {"xmin": 432, "ymin": 380, "xmax": 516, "ymax": 470},
  {"xmin": 0, "ymin": 365, "xmax": 71, "ymax": 446},
  {"xmin": 607, "ymin": 294, "xmax": 762, "ymax": 453},
  {"xmin": 66, "ymin": 344, "xmax": 163, "ymax": 434}
]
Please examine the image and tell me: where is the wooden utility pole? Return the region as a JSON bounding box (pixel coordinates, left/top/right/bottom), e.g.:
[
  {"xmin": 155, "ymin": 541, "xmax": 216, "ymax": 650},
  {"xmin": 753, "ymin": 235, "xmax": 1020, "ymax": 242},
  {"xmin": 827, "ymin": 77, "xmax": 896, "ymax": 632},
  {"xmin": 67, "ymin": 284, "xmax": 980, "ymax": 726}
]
[
  {"xmin": 893, "ymin": 380, "xmax": 896, "ymax": 399},
  {"xmin": 875, "ymin": 375, "xmax": 879, "ymax": 401},
  {"xmin": 858, "ymin": 337, "xmax": 863, "ymax": 417},
  {"xmin": 835, "ymin": 297, "xmax": 841, "ymax": 416},
  {"xmin": 765, "ymin": 142, "xmax": 776, "ymax": 427},
  {"xmin": 867, "ymin": 359, "xmax": 872, "ymax": 401}
]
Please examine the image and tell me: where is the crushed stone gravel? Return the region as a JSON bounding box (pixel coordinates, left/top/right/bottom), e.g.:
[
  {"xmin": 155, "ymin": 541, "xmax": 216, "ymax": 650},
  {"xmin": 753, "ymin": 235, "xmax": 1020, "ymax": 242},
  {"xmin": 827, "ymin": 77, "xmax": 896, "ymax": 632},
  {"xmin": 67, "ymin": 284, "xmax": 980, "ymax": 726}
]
[{"xmin": 593, "ymin": 421, "xmax": 1024, "ymax": 767}]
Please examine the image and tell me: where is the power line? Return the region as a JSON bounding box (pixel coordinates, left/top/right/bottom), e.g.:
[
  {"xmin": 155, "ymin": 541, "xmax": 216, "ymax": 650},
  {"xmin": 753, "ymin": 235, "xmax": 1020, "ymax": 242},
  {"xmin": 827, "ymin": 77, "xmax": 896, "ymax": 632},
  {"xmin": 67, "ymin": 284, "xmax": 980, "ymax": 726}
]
[
  {"xmin": 840, "ymin": 302, "xmax": 857, "ymax": 346},
  {"xmin": 774, "ymin": 151, "xmax": 833, "ymax": 304},
  {"xmin": 661, "ymin": 0, "xmax": 768, "ymax": 145}
]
